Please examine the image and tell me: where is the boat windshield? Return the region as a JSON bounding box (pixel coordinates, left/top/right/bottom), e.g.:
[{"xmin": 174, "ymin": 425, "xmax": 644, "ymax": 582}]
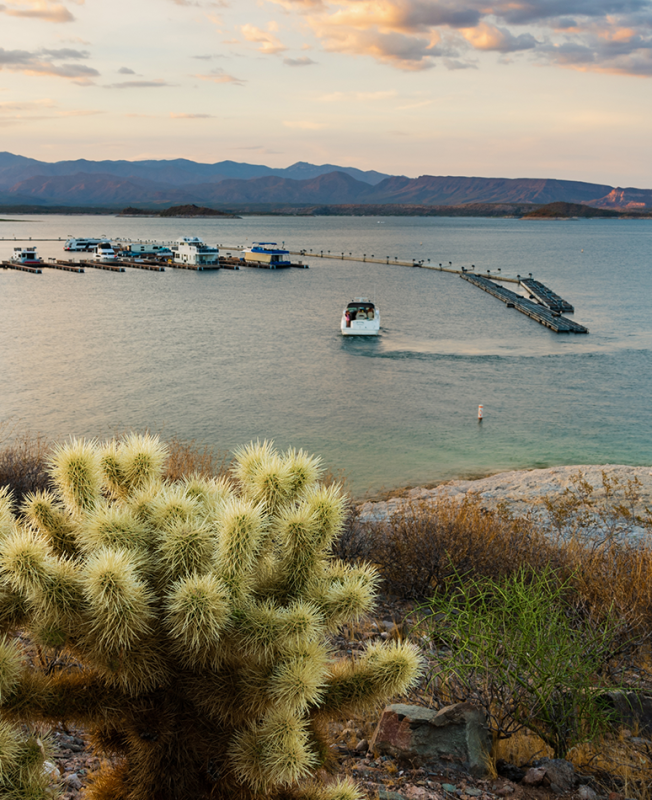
[{"xmin": 345, "ymin": 303, "xmax": 375, "ymax": 320}]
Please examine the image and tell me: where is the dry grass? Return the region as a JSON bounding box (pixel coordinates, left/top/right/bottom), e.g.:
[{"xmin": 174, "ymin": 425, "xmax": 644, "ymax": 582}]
[
  {"xmin": 163, "ymin": 435, "xmax": 231, "ymax": 482},
  {"xmin": 0, "ymin": 422, "xmax": 50, "ymax": 510}
]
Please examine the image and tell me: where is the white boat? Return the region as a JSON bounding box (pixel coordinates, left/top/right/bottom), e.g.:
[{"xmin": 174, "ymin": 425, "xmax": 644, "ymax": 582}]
[
  {"xmin": 172, "ymin": 237, "xmax": 220, "ymax": 266},
  {"xmin": 341, "ymin": 298, "xmax": 380, "ymax": 336},
  {"xmin": 93, "ymin": 241, "xmax": 118, "ymax": 263},
  {"xmin": 243, "ymin": 242, "xmax": 291, "ymax": 268},
  {"xmin": 64, "ymin": 238, "xmax": 102, "ymax": 252},
  {"xmin": 10, "ymin": 246, "xmax": 42, "ymax": 265}
]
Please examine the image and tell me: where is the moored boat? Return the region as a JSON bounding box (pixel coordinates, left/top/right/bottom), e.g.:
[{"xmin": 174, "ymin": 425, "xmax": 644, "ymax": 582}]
[
  {"xmin": 341, "ymin": 298, "xmax": 380, "ymax": 336},
  {"xmin": 243, "ymin": 242, "xmax": 291, "ymax": 268},
  {"xmin": 64, "ymin": 238, "xmax": 102, "ymax": 252},
  {"xmin": 10, "ymin": 246, "xmax": 42, "ymax": 265},
  {"xmin": 172, "ymin": 237, "xmax": 220, "ymax": 266},
  {"xmin": 93, "ymin": 241, "xmax": 118, "ymax": 263}
]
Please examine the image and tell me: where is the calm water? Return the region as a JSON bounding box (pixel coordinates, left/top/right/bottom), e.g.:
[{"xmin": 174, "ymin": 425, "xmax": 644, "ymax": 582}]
[{"xmin": 1, "ymin": 215, "xmax": 651, "ymax": 496}]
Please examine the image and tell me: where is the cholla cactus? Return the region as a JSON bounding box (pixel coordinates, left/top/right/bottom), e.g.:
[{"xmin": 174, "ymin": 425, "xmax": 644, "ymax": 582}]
[{"xmin": 0, "ymin": 436, "xmax": 421, "ymax": 800}]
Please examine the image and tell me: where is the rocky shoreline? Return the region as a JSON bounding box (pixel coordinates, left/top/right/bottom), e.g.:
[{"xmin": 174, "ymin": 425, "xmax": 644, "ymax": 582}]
[{"xmin": 359, "ymin": 465, "xmax": 652, "ymax": 524}]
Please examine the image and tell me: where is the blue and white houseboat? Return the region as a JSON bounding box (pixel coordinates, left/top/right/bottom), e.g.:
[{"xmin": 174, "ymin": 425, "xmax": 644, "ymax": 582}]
[{"xmin": 242, "ymin": 242, "xmax": 291, "ymax": 268}]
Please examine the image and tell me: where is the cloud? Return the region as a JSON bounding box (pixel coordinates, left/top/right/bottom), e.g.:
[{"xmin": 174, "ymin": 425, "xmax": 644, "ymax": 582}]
[
  {"xmin": 283, "ymin": 56, "xmax": 317, "ymax": 65},
  {"xmin": 462, "ymin": 23, "xmax": 538, "ymax": 52},
  {"xmin": 170, "ymin": 112, "xmax": 215, "ymax": 117},
  {"xmin": 266, "ymin": 0, "xmax": 652, "ymax": 76},
  {"xmin": 241, "ymin": 23, "xmax": 288, "ymax": 54},
  {"xmin": 319, "ymin": 89, "xmax": 397, "ymax": 101},
  {"xmin": 118, "ymin": 66, "xmax": 136, "ymax": 74},
  {"xmin": 283, "ymin": 119, "xmax": 327, "ymax": 128},
  {"xmin": 0, "ymin": 46, "xmax": 99, "ymax": 81},
  {"xmin": 0, "ymin": 0, "xmax": 75, "ymax": 23},
  {"xmin": 196, "ymin": 67, "xmax": 246, "ymax": 84},
  {"xmin": 105, "ymin": 79, "xmax": 171, "ymax": 88},
  {"xmin": 0, "ymin": 98, "xmax": 102, "ymax": 126}
]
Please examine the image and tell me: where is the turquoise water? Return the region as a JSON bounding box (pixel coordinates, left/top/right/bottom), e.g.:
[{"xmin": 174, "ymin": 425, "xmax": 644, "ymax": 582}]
[{"xmin": 1, "ymin": 215, "xmax": 651, "ymax": 496}]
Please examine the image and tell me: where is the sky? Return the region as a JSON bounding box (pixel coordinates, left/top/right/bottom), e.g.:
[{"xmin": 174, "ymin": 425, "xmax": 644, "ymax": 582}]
[{"xmin": 1, "ymin": 0, "xmax": 652, "ymax": 186}]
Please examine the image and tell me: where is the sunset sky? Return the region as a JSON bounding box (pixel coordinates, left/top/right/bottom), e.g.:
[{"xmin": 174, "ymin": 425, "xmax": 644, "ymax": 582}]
[{"xmin": 1, "ymin": 0, "xmax": 651, "ymax": 186}]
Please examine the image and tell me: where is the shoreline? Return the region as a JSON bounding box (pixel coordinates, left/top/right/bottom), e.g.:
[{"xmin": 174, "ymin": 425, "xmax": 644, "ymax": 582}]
[{"xmin": 358, "ymin": 463, "xmax": 652, "ymax": 522}]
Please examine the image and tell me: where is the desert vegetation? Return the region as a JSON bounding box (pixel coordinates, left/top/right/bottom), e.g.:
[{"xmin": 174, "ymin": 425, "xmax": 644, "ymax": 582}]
[{"xmin": 1, "ymin": 429, "xmax": 652, "ymax": 799}]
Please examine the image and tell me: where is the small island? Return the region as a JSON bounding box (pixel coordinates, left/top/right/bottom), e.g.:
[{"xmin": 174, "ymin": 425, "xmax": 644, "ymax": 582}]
[
  {"xmin": 521, "ymin": 201, "xmax": 651, "ymax": 219},
  {"xmin": 118, "ymin": 204, "xmax": 240, "ymax": 218}
]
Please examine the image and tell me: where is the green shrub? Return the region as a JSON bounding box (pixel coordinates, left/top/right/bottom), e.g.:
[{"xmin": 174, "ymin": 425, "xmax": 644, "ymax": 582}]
[
  {"xmin": 419, "ymin": 567, "xmax": 627, "ymax": 759},
  {"xmin": 0, "ymin": 436, "xmax": 421, "ymax": 800}
]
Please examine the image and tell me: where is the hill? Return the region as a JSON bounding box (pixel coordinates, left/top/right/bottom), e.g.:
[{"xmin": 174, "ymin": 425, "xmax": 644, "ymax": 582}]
[{"xmin": 1, "ymin": 153, "xmax": 651, "ymax": 211}]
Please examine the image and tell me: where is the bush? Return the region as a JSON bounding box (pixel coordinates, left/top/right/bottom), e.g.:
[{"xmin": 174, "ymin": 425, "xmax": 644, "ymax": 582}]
[
  {"xmin": 0, "ymin": 425, "xmax": 50, "ymax": 511},
  {"xmin": 419, "ymin": 567, "xmax": 628, "ymax": 759},
  {"xmin": 0, "ymin": 436, "xmax": 421, "ymax": 800}
]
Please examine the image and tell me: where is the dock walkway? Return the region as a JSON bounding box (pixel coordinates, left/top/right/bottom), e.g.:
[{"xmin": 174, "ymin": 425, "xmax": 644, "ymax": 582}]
[
  {"xmin": 461, "ymin": 274, "xmax": 588, "ymax": 333},
  {"xmin": 520, "ymin": 278, "xmax": 574, "ymax": 313}
]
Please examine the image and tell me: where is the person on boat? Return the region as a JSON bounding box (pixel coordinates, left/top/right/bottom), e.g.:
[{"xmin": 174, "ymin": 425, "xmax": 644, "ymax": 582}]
[{"xmin": 345, "ymin": 311, "xmax": 351, "ymax": 327}]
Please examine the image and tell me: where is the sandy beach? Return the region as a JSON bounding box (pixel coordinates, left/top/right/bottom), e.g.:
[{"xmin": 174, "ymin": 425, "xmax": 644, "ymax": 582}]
[{"xmin": 359, "ymin": 464, "xmax": 652, "ymax": 524}]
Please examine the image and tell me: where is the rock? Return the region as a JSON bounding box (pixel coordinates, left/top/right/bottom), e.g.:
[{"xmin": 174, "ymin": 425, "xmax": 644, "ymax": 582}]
[
  {"xmin": 63, "ymin": 772, "xmax": 83, "ymax": 790},
  {"xmin": 370, "ymin": 703, "xmax": 492, "ymax": 777},
  {"xmin": 496, "ymin": 760, "xmax": 526, "ymax": 783},
  {"xmin": 405, "ymin": 787, "xmax": 429, "ymax": 800},
  {"xmin": 522, "ymin": 767, "xmax": 547, "ymax": 786},
  {"xmin": 578, "ymin": 786, "xmax": 598, "ymax": 800},
  {"xmin": 602, "ymin": 692, "xmax": 652, "ymax": 736},
  {"xmin": 442, "ymin": 784, "xmax": 458, "ymax": 793},
  {"xmin": 465, "ymin": 790, "xmax": 482, "ymax": 797},
  {"xmin": 534, "ymin": 758, "xmax": 577, "ymax": 793},
  {"xmin": 378, "ymin": 791, "xmax": 408, "ymax": 800},
  {"xmin": 355, "ymin": 738, "xmax": 369, "ymax": 752},
  {"xmin": 495, "ymin": 785, "xmax": 515, "ymax": 796},
  {"xmin": 42, "ymin": 761, "xmax": 61, "ymax": 781}
]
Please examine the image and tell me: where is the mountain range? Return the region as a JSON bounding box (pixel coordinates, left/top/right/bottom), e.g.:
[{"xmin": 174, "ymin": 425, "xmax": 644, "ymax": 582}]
[{"xmin": 0, "ymin": 152, "xmax": 650, "ymax": 211}]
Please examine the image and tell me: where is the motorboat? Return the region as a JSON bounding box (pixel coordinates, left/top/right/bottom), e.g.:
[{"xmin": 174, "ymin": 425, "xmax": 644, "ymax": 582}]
[
  {"xmin": 341, "ymin": 298, "xmax": 380, "ymax": 336},
  {"xmin": 64, "ymin": 238, "xmax": 102, "ymax": 251},
  {"xmin": 93, "ymin": 241, "xmax": 118, "ymax": 263},
  {"xmin": 10, "ymin": 246, "xmax": 42, "ymax": 265}
]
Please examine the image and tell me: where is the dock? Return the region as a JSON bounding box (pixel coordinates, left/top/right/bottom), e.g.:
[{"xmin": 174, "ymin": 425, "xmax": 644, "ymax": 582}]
[
  {"xmin": 520, "ymin": 278, "xmax": 574, "ymax": 313},
  {"xmin": 119, "ymin": 260, "xmax": 165, "ymax": 271},
  {"xmin": 169, "ymin": 262, "xmax": 220, "ymax": 271},
  {"xmin": 1, "ymin": 261, "xmax": 42, "ymax": 273},
  {"xmin": 461, "ymin": 274, "xmax": 588, "ymax": 333},
  {"xmin": 45, "ymin": 259, "xmax": 84, "ymax": 273}
]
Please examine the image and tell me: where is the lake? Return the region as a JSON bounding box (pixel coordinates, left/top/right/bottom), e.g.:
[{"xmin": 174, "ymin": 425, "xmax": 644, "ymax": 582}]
[{"xmin": 1, "ymin": 214, "xmax": 651, "ymax": 496}]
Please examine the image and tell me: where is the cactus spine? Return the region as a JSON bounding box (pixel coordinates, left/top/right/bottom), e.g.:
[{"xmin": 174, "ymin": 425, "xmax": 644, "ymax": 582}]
[{"xmin": 0, "ymin": 436, "xmax": 421, "ymax": 800}]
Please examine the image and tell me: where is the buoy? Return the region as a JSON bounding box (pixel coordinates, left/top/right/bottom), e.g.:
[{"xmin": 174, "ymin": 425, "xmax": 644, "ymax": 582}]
[{"xmin": 478, "ymin": 405, "xmax": 484, "ymax": 422}]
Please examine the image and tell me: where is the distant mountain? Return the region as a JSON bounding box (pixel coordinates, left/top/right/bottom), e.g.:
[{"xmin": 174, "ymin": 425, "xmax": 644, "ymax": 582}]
[
  {"xmin": 1, "ymin": 152, "xmax": 651, "ymax": 210},
  {"xmin": 0, "ymin": 152, "xmax": 390, "ymax": 188}
]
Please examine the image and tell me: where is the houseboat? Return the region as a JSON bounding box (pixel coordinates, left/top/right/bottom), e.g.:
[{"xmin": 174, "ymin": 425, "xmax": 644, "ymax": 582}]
[
  {"xmin": 127, "ymin": 243, "xmax": 174, "ymax": 257},
  {"xmin": 341, "ymin": 298, "xmax": 380, "ymax": 336},
  {"xmin": 242, "ymin": 242, "xmax": 291, "ymax": 268},
  {"xmin": 10, "ymin": 246, "xmax": 43, "ymax": 265},
  {"xmin": 64, "ymin": 238, "xmax": 102, "ymax": 252},
  {"xmin": 172, "ymin": 237, "xmax": 220, "ymax": 266},
  {"xmin": 93, "ymin": 241, "xmax": 118, "ymax": 263}
]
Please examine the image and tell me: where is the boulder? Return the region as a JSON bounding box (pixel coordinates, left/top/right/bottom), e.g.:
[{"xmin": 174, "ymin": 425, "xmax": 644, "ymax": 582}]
[
  {"xmin": 602, "ymin": 692, "xmax": 652, "ymax": 735},
  {"xmin": 370, "ymin": 703, "xmax": 491, "ymax": 777},
  {"xmin": 532, "ymin": 758, "xmax": 576, "ymax": 794}
]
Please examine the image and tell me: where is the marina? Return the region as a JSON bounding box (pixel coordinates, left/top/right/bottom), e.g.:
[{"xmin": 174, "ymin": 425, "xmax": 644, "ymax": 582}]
[
  {"xmin": 1, "ymin": 234, "xmax": 586, "ymax": 334},
  {"xmin": 1, "ymin": 213, "xmax": 650, "ymax": 495}
]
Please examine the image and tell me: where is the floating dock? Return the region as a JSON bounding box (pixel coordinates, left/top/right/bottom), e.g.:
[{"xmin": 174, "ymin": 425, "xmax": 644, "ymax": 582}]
[
  {"xmin": 461, "ymin": 274, "xmax": 588, "ymax": 333},
  {"xmin": 1, "ymin": 261, "xmax": 42, "ymax": 273},
  {"xmin": 520, "ymin": 278, "xmax": 574, "ymax": 313},
  {"xmin": 169, "ymin": 262, "xmax": 220, "ymax": 271},
  {"xmin": 45, "ymin": 260, "xmax": 84, "ymax": 273}
]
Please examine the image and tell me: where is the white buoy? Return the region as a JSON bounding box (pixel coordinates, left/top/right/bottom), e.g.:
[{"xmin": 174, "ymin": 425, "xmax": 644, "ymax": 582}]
[{"xmin": 478, "ymin": 404, "xmax": 484, "ymax": 421}]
